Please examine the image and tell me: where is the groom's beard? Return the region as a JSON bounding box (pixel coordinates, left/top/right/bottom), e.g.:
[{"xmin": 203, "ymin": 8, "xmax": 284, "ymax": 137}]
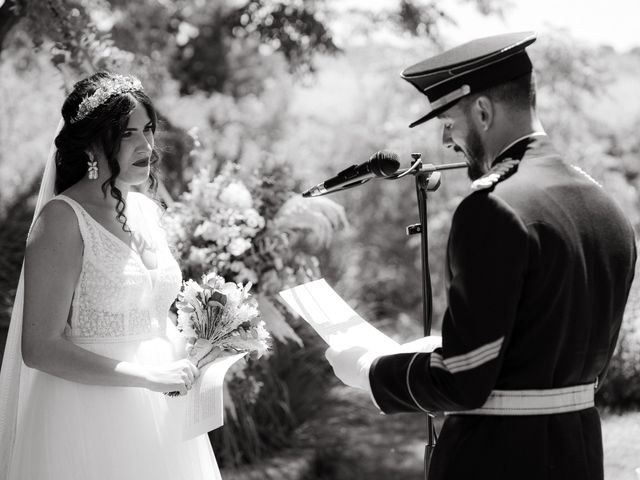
[{"xmin": 463, "ymin": 125, "xmax": 487, "ymax": 181}]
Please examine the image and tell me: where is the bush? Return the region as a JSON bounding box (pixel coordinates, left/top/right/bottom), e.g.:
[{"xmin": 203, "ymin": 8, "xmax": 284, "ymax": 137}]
[
  {"xmin": 596, "ymin": 269, "xmax": 640, "ymax": 409},
  {"xmin": 211, "ymin": 313, "xmax": 334, "ymax": 469}
]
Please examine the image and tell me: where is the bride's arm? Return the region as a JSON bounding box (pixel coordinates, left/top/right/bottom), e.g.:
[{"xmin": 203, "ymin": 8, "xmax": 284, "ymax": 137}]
[
  {"xmin": 21, "ymin": 201, "xmax": 196, "ymax": 394},
  {"xmin": 165, "ymin": 315, "xmax": 189, "ymax": 360}
]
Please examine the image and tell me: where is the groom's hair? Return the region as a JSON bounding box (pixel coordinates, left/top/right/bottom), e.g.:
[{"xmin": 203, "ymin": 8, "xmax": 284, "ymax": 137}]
[
  {"xmin": 487, "ymin": 72, "xmax": 537, "ymax": 110},
  {"xmin": 460, "ymin": 72, "xmax": 537, "ymax": 114}
]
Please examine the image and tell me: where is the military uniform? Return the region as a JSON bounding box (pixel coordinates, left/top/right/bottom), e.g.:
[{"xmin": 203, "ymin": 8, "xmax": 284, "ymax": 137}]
[
  {"xmin": 322, "ymin": 31, "xmax": 637, "ymax": 480},
  {"xmin": 369, "ymin": 134, "xmax": 637, "ymax": 479}
]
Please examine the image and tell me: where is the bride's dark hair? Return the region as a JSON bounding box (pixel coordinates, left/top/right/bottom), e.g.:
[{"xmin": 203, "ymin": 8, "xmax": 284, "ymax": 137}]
[{"xmin": 54, "ymin": 71, "xmax": 160, "ymax": 231}]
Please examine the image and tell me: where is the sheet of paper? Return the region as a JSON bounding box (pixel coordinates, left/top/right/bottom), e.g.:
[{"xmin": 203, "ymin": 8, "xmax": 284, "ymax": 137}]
[
  {"xmin": 279, "ymin": 278, "xmax": 399, "ymax": 353},
  {"xmin": 168, "ymin": 352, "xmax": 246, "ymax": 441},
  {"xmin": 395, "ymin": 335, "xmax": 442, "ymax": 353},
  {"xmin": 279, "ymin": 279, "xmax": 444, "ymax": 356}
]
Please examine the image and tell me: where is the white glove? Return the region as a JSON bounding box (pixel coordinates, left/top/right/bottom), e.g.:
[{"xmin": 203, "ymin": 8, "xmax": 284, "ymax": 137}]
[
  {"xmin": 397, "ymin": 335, "xmax": 442, "ymax": 353},
  {"xmin": 325, "ymin": 346, "xmax": 379, "ymax": 391}
]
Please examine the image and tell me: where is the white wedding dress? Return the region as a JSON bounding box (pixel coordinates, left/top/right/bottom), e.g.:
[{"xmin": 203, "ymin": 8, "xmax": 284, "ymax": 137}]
[{"xmin": 7, "ymin": 192, "xmax": 221, "ymax": 480}]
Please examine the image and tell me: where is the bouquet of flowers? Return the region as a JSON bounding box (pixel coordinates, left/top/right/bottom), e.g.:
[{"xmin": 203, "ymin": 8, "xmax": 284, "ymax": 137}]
[
  {"xmin": 160, "ymin": 132, "xmax": 347, "ymax": 464},
  {"xmin": 164, "ymin": 160, "xmax": 347, "ymax": 345},
  {"xmin": 163, "ymin": 134, "xmax": 347, "ymax": 406},
  {"xmin": 170, "ymin": 272, "xmax": 270, "ymax": 394}
]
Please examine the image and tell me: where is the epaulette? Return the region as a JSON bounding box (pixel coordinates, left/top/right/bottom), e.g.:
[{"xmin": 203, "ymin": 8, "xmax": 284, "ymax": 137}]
[
  {"xmin": 571, "ymin": 165, "xmax": 602, "ymax": 188},
  {"xmin": 470, "ymin": 159, "xmax": 520, "ymax": 192}
]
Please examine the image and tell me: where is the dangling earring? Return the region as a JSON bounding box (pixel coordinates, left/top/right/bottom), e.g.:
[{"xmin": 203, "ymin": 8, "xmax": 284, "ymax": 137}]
[{"xmin": 87, "ymin": 152, "xmax": 99, "ymax": 180}]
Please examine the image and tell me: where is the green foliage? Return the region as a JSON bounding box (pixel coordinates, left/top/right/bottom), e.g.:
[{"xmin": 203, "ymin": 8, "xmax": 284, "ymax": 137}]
[
  {"xmin": 223, "ymin": 0, "xmax": 340, "ymax": 75},
  {"xmin": 533, "ymin": 31, "xmax": 609, "ymax": 106},
  {"xmin": 602, "ymin": 118, "xmax": 640, "ymax": 231},
  {"xmin": 284, "ymin": 43, "xmax": 472, "ymax": 331},
  {"xmin": 10, "ymin": 0, "xmax": 129, "ymax": 75},
  {"xmin": 0, "ymin": 180, "xmax": 39, "ymax": 334},
  {"xmin": 5, "ymin": 0, "xmax": 340, "ymax": 96},
  {"xmin": 211, "ymin": 315, "xmax": 334, "ymax": 469},
  {"xmin": 597, "ymin": 318, "xmax": 640, "ymax": 410},
  {"xmin": 1, "ymin": 4, "xmax": 640, "ymax": 474},
  {"xmin": 340, "ymin": 0, "xmax": 508, "ymax": 47},
  {"xmin": 289, "ymin": 30, "xmax": 639, "ymax": 343},
  {"xmin": 162, "ymin": 137, "xmax": 346, "ymax": 467},
  {"xmin": 156, "ymin": 70, "xmax": 295, "ymax": 196},
  {"xmin": 396, "ymin": 0, "xmax": 454, "ymax": 40},
  {"xmin": 0, "ymin": 46, "xmax": 66, "ymax": 330},
  {"xmin": 597, "ymin": 261, "xmax": 640, "ymax": 410},
  {"xmin": 596, "ymin": 324, "xmax": 640, "ymax": 410},
  {"xmin": 0, "ymin": 42, "xmax": 64, "ymax": 216}
]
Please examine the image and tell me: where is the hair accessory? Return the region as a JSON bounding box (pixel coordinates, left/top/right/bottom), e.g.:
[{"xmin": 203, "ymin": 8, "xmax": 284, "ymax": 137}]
[
  {"xmin": 71, "ymin": 74, "xmax": 143, "ymax": 124},
  {"xmin": 87, "ymin": 152, "xmax": 99, "ymax": 180}
]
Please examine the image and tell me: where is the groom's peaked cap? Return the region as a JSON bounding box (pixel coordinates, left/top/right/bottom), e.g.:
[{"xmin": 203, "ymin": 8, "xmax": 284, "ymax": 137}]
[{"xmin": 402, "ymin": 31, "xmax": 537, "ymax": 128}]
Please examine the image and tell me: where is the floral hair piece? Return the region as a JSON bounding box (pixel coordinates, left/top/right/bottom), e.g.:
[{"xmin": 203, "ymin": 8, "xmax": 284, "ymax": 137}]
[{"xmin": 71, "ymin": 74, "xmax": 144, "ymax": 123}]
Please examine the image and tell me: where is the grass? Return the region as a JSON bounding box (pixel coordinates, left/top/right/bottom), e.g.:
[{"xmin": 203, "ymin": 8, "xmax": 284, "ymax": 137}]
[{"xmin": 602, "ymin": 410, "xmax": 640, "ymax": 480}]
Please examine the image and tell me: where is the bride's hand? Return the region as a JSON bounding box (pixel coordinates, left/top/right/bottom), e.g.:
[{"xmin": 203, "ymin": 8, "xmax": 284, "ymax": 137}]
[{"xmin": 145, "ymin": 359, "xmax": 199, "ymax": 396}]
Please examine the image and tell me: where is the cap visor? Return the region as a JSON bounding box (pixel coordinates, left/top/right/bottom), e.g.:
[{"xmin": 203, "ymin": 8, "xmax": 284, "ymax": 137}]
[{"xmin": 408, "ymin": 100, "xmax": 461, "ymax": 128}]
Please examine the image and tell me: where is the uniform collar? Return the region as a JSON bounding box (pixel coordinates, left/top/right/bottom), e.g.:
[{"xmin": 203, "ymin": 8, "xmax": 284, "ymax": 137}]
[{"xmin": 492, "ymin": 131, "xmax": 547, "ymax": 167}]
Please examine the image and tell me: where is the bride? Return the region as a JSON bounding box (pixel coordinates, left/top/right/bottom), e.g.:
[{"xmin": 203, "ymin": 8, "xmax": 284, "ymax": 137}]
[{"xmin": 0, "ymin": 72, "xmax": 222, "ymax": 479}]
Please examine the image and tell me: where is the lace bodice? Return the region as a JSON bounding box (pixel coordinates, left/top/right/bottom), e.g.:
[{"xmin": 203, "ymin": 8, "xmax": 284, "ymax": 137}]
[{"xmin": 53, "ymin": 193, "xmax": 182, "ymax": 343}]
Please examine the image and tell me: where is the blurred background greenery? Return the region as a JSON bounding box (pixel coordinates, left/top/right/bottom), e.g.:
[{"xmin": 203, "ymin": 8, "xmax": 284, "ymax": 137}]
[{"xmin": 1, "ymin": 0, "xmax": 640, "ymax": 478}]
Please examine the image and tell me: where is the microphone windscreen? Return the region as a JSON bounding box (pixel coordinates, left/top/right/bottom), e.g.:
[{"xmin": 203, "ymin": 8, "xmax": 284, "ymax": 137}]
[{"xmin": 369, "ymin": 150, "xmax": 400, "ymax": 177}]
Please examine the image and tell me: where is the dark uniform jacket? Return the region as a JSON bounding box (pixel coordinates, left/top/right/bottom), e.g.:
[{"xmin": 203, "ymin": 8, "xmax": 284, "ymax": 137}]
[{"xmin": 369, "ymin": 135, "xmax": 637, "ymax": 480}]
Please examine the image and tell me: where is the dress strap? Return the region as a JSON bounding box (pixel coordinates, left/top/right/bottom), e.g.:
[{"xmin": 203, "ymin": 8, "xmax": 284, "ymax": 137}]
[{"xmin": 50, "ymin": 195, "xmax": 92, "ymax": 246}]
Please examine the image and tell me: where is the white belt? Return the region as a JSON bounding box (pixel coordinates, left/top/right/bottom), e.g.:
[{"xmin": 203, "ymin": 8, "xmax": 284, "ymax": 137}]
[{"xmin": 446, "ymin": 383, "xmax": 596, "ymax": 416}]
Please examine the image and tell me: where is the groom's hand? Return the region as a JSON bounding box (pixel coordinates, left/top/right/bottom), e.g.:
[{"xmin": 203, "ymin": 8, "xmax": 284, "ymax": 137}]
[{"xmin": 325, "ymin": 346, "xmax": 379, "ymax": 391}]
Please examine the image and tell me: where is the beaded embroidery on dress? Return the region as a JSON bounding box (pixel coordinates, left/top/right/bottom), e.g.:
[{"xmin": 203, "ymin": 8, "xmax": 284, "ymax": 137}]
[
  {"xmin": 61, "ymin": 193, "xmax": 173, "ymax": 343},
  {"xmin": 7, "ymin": 192, "xmax": 221, "ymax": 480}
]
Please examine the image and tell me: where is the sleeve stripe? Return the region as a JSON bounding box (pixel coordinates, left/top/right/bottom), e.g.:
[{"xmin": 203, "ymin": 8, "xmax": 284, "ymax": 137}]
[
  {"xmin": 430, "ymin": 336, "xmax": 504, "ymax": 374},
  {"xmin": 443, "ymin": 337, "xmax": 504, "ymax": 368},
  {"xmin": 446, "ymin": 347, "xmax": 501, "ymax": 373},
  {"xmin": 430, "ymin": 353, "xmax": 447, "ymax": 370},
  {"xmin": 406, "ymin": 353, "xmax": 431, "ymax": 413}
]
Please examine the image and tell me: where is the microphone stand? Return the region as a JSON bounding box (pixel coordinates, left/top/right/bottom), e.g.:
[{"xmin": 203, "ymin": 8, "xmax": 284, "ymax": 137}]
[
  {"xmin": 387, "ymin": 154, "xmax": 467, "ymax": 480},
  {"xmin": 303, "ymin": 154, "xmax": 467, "ymax": 480}
]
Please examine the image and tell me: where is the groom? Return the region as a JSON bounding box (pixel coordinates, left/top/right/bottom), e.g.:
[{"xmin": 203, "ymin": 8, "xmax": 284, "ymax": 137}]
[{"xmin": 326, "ymin": 32, "xmax": 637, "ymax": 479}]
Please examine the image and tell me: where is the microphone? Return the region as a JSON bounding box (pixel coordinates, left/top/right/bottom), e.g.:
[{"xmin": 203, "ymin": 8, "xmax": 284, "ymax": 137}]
[{"xmin": 302, "ymin": 151, "xmax": 400, "ymax": 197}]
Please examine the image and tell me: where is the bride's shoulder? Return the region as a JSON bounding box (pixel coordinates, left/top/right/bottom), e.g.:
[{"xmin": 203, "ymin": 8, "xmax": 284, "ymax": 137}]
[
  {"xmin": 25, "ymin": 198, "xmax": 83, "ymax": 283},
  {"xmin": 27, "ymin": 197, "xmax": 82, "ymax": 250}
]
